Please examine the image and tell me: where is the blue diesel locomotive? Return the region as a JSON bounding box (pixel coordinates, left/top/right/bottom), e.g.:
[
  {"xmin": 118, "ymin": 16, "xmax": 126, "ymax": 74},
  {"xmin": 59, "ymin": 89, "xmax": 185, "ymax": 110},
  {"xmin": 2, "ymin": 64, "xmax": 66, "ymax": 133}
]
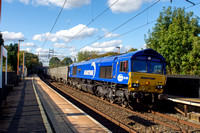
[{"xmin": 68, "ymin": 48, "xmax": 167, "ymax": 106}]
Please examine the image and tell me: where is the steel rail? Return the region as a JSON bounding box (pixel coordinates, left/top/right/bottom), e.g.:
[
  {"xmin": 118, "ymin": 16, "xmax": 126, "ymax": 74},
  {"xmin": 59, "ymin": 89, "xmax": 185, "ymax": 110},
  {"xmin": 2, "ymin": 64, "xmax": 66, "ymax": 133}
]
[
  {"xmin": 152, "ymin": 111, "xmax": 200, "ymax": 129},
  {"xmin": 43, "ymin": 77, "xmax": 198, "ymax": 132},
  {"xmin": 51, "ymin": 84, "xmax": 137, "ymax": 133},
  {"xmin": 63, "ymin": 85, "xmax": 185, "ymax": 132}
]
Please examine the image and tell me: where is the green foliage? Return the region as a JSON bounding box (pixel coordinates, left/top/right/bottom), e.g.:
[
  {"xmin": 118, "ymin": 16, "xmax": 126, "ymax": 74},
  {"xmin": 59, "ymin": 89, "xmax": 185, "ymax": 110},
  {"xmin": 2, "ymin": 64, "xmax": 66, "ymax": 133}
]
[
  {"xmin": 77, "ymin": 50, "xmax": 100, "ymax": 62},
  {"xmin": 60, "ymin": 57, "xmax": 73, "ymax": 66},
  {"xmin": 5, "ymin": 43, "xmax": 41, "ymax": 72},
  {"xmin": 0, "ymin": 33, "xmax": 4, "ymax": 46},
  {"xmin": 21, "ymin": 51, "xmax": 42, "ymax": 73},
  {"xmin": 145, "ymin": 7, "xmax": 200, "ymax": 75},
  {"xmin": 49, "ymin": 57, "xmax": 60, "ymax": 68},
  {"xmin": 126, "ymin": 48, "xmax": 138, "ymax": 53},
  {"xmin": 49, "ymin": 57, "xmax": 73, "ymax": 68},
  {"xmin": 77, "ymin": 50, "xmax": 120, "ymax": 62},
  {"xmin": 77, "ymin": 48, "xmax": 138, "ymax": 62},
  {"xmin": 99, "ymin": 52, "xmax": 118, "ymax": 57},
  {"xmin": 5, "ymin": 43, "xmax": 18, "ymax": 71}
]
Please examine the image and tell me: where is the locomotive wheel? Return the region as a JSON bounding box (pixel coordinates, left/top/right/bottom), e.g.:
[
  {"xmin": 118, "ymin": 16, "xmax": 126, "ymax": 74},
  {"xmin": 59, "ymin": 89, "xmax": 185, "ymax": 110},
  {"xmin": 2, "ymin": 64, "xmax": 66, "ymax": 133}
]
[
  {"xmin": 121, "ymin": 101, "xmax": 128, "ymax": 108},
  {"xmin": 109, "ymin": 99, "xmax": 114, "ymax": 104},
  {"xmin": 101, "ymin": 96, "xmax": 105, "ymax": 100}
]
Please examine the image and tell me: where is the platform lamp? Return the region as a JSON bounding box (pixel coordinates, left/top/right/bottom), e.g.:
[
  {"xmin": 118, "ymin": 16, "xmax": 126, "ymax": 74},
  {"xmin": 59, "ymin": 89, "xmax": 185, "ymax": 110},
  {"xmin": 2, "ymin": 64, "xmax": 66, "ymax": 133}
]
[
  {"xmin": 116, "ymin": 46, "xmax": 120, "ymax": 54},
  {"xmin": 17, "ymin": 39, "xmax": 24, "ymax": 76},
  {"xmin": 22, "ymin": 51, "xmax": 27, "ymax": 78}
]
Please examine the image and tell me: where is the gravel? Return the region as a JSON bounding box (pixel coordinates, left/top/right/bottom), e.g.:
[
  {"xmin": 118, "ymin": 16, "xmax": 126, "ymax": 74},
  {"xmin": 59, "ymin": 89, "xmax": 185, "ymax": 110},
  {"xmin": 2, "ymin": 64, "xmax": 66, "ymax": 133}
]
[{"xmin": 47, "ymin": 79, "xmax": 200, "ymax": 133}]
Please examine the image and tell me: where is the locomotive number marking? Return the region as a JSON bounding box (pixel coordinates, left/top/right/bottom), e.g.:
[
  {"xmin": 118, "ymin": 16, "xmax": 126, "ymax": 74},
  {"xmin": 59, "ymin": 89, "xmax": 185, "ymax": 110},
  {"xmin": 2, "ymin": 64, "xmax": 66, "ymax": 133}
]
[
  {"xmin": 84, "ymin": 70, "xmax": 94, "ymax": 76},
  {"xmin": 141, "ymin": 77, "xmax": 155, "ymax": 80}
]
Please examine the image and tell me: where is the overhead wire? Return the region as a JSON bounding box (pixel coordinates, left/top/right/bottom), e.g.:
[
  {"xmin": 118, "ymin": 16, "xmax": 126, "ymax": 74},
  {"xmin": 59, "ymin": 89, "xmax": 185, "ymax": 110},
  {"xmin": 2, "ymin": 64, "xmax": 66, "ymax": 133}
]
[
  {"xmin": 44, "ymin": 0, "xmax": 200, "ymax": 62},
  {"xmin": 185, "ymin": 1, "xmax": 200, "ymax": 9},
  {"xmin": 57, "ymin": 0, "xmax": 119, "ymax": 51},
  {"xmin": 107, "ymin": 20, "xmax": 156, "ymax": 42},
  {"xmin": 63, "ymin": 0, "xmax": 87, "ymax": 30},
  {"xmin": 101, "ymin": 1, "xmax": 200, "ymax": 47},
  {"xmin": 39, "ymin": 0, "xmax": 67, "ymax": 66},
  {"xmin": 75, "ymin": 0, "xmax": 200, "ymax": 51},
  {"xmin": 42, "ymin": 0, "xmax": 67, "ymax": 48},
  {"xmin": 75, "ymin": 0, "xmax": 160, "ymax": 51}
]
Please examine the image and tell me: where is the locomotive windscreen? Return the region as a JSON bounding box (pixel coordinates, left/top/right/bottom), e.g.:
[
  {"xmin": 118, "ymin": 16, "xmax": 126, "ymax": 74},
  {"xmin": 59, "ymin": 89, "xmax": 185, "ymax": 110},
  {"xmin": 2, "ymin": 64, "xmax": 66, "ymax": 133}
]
[
  {"xmin": 150, "ymin": 62, "xmax": 164, "ymax": 74},
  {"xmin": 132, "ymin": 60, "xmax": 164, "ymax": 74},
  {"xmin": 133, "ymin": 60, "xmax": 147, "ymax": 73}
]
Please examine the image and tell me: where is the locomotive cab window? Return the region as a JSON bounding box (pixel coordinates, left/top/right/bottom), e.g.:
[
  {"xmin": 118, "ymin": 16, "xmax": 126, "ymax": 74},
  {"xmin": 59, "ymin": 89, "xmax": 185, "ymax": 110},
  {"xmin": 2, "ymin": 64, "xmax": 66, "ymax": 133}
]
[
  {"xmin": 72, "ymin": 66, "xmax": 77, "ymax": 76},
  {"xmin": 120, "ymin": 61, "xmax": 128, "ymax": 72},
  {"xmin": 150, "ymin": 62, "xmax": 164, "ymax": 74},
  {"xmin": 132, "ymin": 60, "xmax": 147, "ymax": 73}
]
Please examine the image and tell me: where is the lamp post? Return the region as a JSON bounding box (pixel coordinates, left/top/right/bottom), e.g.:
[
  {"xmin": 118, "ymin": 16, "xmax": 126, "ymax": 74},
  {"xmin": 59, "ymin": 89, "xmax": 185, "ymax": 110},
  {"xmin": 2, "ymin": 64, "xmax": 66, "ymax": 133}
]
[
  {"xmin": 17, "ymin": 39, "xmax": 24, "ymax": 75},
  {"xmin": 116, "ymin": 46, "xmax": 120, "ymax": 54},
  {"xmin": 22, "ymin": 52, "xmax": 26, "ymax": 78}
]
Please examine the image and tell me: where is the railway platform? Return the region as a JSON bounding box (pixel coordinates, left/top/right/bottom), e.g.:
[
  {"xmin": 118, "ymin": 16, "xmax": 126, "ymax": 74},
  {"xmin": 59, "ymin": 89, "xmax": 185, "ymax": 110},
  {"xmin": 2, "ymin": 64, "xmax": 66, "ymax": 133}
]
[
  {"xmin": 167, "ymin": 95, "xmax": 200, "ymax": 122},
  {"xmin": 167, "ymin": 95, "xmax": 200, "ymax": 107},
  {"xmin": 0, "ymin": 74, "xmax": 109, "ymax": 133}
]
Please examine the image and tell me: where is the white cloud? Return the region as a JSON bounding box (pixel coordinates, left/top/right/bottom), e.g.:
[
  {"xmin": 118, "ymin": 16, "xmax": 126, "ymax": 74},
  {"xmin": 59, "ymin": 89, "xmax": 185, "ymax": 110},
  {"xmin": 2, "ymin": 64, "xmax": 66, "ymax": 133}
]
[
  {"xmin": 53, "ymin": 42, "xmax": 72, "ymax": 48},
  {"xmin": 140, "ymin": 43, "xmax": 147, "ymax": 50},
  {"xmin": 36, "ymin": 48, "xmax": 49, "ymax": 53},
  {"xmin": 91, "ymin": 40, "xmax": 122, "ymax": 48},
  {"xmin": 2, "ymin": 31, "xmax": 25, "ymax": 42},
  {"xmin": 19, "ymin": 0, "xmax": 29, "ymax": 4},
  {"xmin": 21, "ymin": 42, "xmax": 37, "ymax": 47},
  {"xmin": 102, "ymin": 28, "xmax": 119, "ymax": 38},
  {"xmin": 105, "ymin": 32, "xmax": 119, "ymax": 38},
  {"xmin": 79, "ymin": 40, "xmax": 136, "ymax": 54},
  {"xmin": 56, "ymin": 24, "xmax": 98, "ymax": 42},
  {"xmin": 18, "ymin": 0, "xmax": 90, "ymax": 9},
  {"xmin": 81, "ymin": 40, "xmax": 123, "ymax": 53},
  {"xmin": 33, "ymin": 24, "xmax": 98, "ymax": 43},
  {"xmin": 108, "ymin": 0, "xmax": 145, "ymax": 13},
  {"xmin": 70, "ymin": 51, "xmax": 77, "ymax": 57},
  {"xmin": 21, "ymin": 48, "xmax": 32, "ymax": 52},
  {"xmin": 32, "ymin": 32, "xmax": 58, "ymax": 42}
]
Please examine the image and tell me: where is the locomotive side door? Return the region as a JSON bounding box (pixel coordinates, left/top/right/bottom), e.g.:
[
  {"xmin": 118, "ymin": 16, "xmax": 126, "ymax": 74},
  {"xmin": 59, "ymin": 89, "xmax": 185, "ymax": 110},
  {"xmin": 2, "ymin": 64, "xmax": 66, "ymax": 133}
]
[{"xmin": 112, "ymin": 57, "xmax": 118, "ymax": 80}]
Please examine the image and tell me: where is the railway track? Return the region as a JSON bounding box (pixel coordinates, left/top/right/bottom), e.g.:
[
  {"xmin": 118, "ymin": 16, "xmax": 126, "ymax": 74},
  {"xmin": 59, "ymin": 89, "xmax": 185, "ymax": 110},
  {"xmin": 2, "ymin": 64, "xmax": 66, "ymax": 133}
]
[{"xmin": 41, "ymin": 76, "xmax": 200, "ymax": 132}]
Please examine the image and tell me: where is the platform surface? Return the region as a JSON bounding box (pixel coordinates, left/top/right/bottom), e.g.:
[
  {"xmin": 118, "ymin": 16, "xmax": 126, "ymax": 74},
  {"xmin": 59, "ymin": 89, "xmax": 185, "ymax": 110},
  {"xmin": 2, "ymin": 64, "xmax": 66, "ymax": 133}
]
[
  {"xmin": 0, "ymin": 76, "xmax": 48, "ymax": 132},
  {"xmin": 167, "ymin": 95, "xmax": 200, "ymax": 107},
  {"xmin": 0, "ymin": 75, "xmax": 109, "ymax": 133},
  {"xmin": 33, "ymin": 74, "xmax": 109, "ymax": 133}
]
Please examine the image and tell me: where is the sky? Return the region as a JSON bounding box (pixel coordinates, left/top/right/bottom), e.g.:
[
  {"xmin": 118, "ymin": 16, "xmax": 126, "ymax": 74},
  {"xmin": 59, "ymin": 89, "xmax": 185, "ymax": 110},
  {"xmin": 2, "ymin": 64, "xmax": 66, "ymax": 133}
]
[{"xmin": 0, "ymin": 0, "xmax": 199, "ymax": 66}]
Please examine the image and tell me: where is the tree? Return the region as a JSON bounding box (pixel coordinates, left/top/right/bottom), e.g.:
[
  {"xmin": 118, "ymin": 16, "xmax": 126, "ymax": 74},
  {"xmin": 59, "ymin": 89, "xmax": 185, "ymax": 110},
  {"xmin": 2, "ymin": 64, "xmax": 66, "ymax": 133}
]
[
  {"xmin": 49, "ymin": 57, "xmax": 60, "ymax": 68},
  {"xmin": 4, "ymin": 43, "xmax": 42, "ymax": 73},
  {"xmin": 0, "ymin": 32, "xmax": 4, "ymax": 46},
  {"xmin": 77, "ymin": 51, "xmax": 100, "ymax": 62},
  {"xmin": 126, "ymin": 48, "xmax": 137, "ymax": 53},
  {"xmin": 99, "ymin": 52, "xmax": 118, "ymax": 57},
  {"xmin": 145, "ymin": 7, "xmax": 200, "ymax": 75},
  {"xmin": 20, "ymin": 51, "xmax": 42, "ymax": 74},
  {"xmin": 60, "ymin": 57, "xmax": 73, "ymax": 66},
  {"xmin": 5, "ymin": 43, "xmax": 18, "ymax": 71}
]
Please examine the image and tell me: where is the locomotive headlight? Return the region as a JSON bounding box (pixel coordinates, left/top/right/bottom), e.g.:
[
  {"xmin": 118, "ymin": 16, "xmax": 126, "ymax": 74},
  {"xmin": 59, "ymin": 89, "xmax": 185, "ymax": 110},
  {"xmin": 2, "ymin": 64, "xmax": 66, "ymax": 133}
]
[
  {"xmin": 132, "ymin": 83, "xmax": 139, "ymax": 88},
  {"xmin": 156, "ymin": 85, "xmax": 163, "ymax": 89}
]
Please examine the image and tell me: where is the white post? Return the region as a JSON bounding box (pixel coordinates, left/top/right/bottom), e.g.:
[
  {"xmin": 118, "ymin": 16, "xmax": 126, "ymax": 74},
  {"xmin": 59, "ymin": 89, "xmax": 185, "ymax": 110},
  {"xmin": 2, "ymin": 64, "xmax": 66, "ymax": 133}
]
[
  {"xmin": 0, "ymin": 45, "xmax": 8, "ymax": 87},
  {"xmin": 5, "ymin": 57, "xmax": 7, "ymax": 85}
]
